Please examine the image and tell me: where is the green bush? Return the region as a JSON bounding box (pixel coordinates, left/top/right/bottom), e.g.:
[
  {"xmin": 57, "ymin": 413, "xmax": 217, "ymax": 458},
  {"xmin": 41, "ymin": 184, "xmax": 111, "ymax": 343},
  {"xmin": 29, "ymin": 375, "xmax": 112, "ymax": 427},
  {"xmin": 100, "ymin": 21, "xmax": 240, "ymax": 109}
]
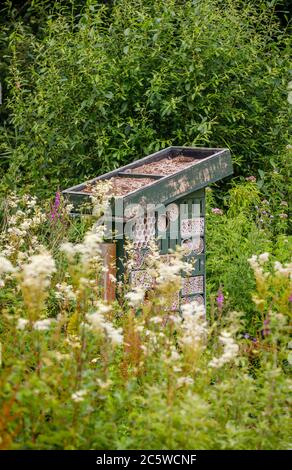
[
  {"xmin": 1, "ymin": 0, "xmax": 290, "ymax": 196},
  {"xmin": 206, "ymin": 166, "xmax": 291, "ymax": 322}
]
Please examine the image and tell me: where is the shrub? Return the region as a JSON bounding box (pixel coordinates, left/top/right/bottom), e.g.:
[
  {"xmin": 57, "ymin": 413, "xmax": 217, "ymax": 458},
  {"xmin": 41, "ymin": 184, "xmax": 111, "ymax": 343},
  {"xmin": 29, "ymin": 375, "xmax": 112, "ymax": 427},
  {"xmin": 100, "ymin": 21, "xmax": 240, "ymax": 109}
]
[
  {"xmin": 1, "ymin": 0, "xmax": 290, "ymax": 196},
  {"xmin": 206, "ymin": 176, "xmax": 291, "ymax": 321}
]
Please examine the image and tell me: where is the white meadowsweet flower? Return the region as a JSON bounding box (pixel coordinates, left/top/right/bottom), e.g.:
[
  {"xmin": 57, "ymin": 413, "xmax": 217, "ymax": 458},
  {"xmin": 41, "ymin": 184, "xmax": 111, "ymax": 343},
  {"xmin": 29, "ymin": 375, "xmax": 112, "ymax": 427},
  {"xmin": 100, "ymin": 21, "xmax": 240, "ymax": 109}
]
[
  {"xmin": 168, "ymin": 314, "xmax": 182, "ymax": 324},
  {"xmin": 169, "ymin": 349, "xmax": 180, "ymax": 361},
  {"xmin": 150, "ymin": 316, "xmax": 163, "ymax": 324},
  {"xmin": 80, "ymin": 321, "xmax": 92, "ymax": 332},
  {"xmin": 247, "ymin": 255, "xmax": 258, "ymax": 269},
  {"xmin": 20, "ymin": 220, "xmax": 32, "ymax": 231},
  {"xmin": 21, "ymin": 251, "xmax": 56, "ymax": 290},
  {"xmin": 0, "ymin": 255, "xmax": 15, "ymax": 286},
  {"xmin": 104, "ymin": 323, "xmax": 123, "ymax": 346},
  {"xmin": 258, "ymin": 252, "xmax": 270, "ymax": 265},
  {"xmin": 97, "ymin": 379, "xmax": 112, "ymax": 389},
  {"xmin": 55, "ymin": 282, "xmax": 76, "ymax": 302},
  {"xmin": 33, "ymin": 318, "xmax": 55, "ymax": 331},
  {"xmin": 248, "ymin": 254, "xmax": 263, "ymax": 276},
  {"xmin": 86, "ymin": 311, "xmax": 123, "ymax": 347},
  {"xmin": 274, "ymin": 261, "xmax": 292, "ymax": 278},
  {"xmin": 208, "ymin": 330, "xmax": 239, "ymax": 369},
  {"xmin": 8, "ymin": 215, "xmax": 17, "ymax": 226},
  {"xmin": 16, "ymin": 318, "xmax": 29, "ymax": 330},
  {"xmin": 31, "ymin": 213, "xmax": 46, "ymax": 226},
  {"xmin": 15, "ymin": 209, "xmax": 25, "ymax": 218},
  {"xmin": 71, "ymin": 389, "xmax": 87, "ymax": 403},
  {"xmin": 94, "ymin": 301, "xmax": 112, "ymax": 315},
  {"xmin": 53, "ymin": 352, "xmax": 70, "ymax": 362},
  {"xmin": 65, "ymin": 203, "xmax": 74, "ymax": 214},
  {"xmin": 7, "ymin": 199, "xmax": 18, "ymax": 209},
  {"xmin": 87, "ymin": 311, "xmax": 106, "ymax": 329},
  {"xmin": 7, "ymin": 227, "xmax": 25, "ymax": 237},
  {"xmin": 0, "ymin": 256, "xmax": 15, "ymax": 276},
  {"xmin": 109, "ymin": 273, "xmax": 116, "ymax": 282},
  {"xmin": 177, "ymin": 376, "xmax": 194, "ymax": 387},
  {"xmin": 156, "ymin": 258, "xmax": 192, "ymax": 284},
  {"xmin": 274, "ymin": 261, "xmax": 283, "ymax": 272},
  {"xmin": 79, "ymin": 230, "xmax": 102, "ymax": 266},
  {"xmin": 181, "ymin": 301, "xmax": 201, "ymax": 317},
  {"xmin": 219, "ymin": 330, "xmax": 232, "ymax": 342},
  {"xmin": 2, "ymin": 245, "xmax": 14, "ymax": 257},
  {"xmin": 208, "ymin": 357, "xmax": 224, "ymax": 368},
  {"xmin": 79, "ymin": 277, "xmax": 91, "ymax": 287},
  {"xmin": 17, "ymin": 251, "xmax": 29, "ymax": 264},
  {"xmin": 125, "ymin": 286, "xmax": 145, "ymax": 307},
  {"xmin": 180, "ymin": 303, "xmax": 207, "ymax": 350},
  {"xmin": 26, "ymin": 198, "xmax": 37, "ymax": 208},
  {"xmin": 60, "ymin": 242, "xmax": 77, "ymax": 260},
  {"xmin": 60, "ymin": 228, "xmax": 103, "ymax": 267}
]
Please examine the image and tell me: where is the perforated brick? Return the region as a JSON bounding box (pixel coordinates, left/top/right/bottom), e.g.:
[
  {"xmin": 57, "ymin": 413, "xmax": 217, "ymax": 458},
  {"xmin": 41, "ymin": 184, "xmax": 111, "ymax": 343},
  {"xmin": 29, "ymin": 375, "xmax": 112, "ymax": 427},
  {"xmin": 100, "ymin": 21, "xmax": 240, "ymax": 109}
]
[
  {"xmin": 181, "ymin": 276, "xmax": 204, "ymax": 295},
  {"xmin": 181, "ymin": 217, "xmax": 205, "ymax": 239}
]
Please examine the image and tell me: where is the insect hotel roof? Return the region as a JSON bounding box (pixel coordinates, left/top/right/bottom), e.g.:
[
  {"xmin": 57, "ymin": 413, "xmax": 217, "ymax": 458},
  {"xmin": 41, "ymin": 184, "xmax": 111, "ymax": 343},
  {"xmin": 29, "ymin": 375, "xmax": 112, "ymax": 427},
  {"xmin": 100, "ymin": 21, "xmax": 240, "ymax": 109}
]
[{"xmin": 62, "ymin": 146, "xmax": 233, "ymax": 213}]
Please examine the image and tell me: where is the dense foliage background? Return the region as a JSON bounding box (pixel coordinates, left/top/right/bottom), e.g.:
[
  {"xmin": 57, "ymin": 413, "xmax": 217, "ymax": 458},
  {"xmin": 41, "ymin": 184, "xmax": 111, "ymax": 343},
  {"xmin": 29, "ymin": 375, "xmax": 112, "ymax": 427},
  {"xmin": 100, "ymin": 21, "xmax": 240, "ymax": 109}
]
[{"xmin": 0, "ymin": 0, "xmax": 291, "ymax": 196}]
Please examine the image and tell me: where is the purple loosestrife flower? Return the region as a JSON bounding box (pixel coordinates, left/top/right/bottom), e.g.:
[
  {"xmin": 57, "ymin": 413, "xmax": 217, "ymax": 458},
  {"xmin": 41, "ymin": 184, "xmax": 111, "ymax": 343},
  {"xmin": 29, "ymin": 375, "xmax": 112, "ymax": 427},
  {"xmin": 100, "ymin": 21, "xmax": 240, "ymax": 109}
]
[
  {"xmin": 261, "ymin": 317, "xmax": 270, "ymax": 338},
  {"xmin": 288, "ymin": 293, "xmax": 292, "ymax": 303},
  {"xmin": 50, "ymin": 191, "xmax": 61, "ymax": 221},
  {"xmin": 216, "ymin": 289, "xmax": 224, "ymax": 310}
]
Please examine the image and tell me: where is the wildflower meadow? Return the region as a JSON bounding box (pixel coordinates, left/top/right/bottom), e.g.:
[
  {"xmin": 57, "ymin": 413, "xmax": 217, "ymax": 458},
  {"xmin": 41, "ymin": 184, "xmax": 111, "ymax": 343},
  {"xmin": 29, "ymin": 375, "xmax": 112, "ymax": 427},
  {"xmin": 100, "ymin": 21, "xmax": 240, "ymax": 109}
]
[{"xmin": 0, "ymin": 0, "xmax": 291, "ymax": 453}]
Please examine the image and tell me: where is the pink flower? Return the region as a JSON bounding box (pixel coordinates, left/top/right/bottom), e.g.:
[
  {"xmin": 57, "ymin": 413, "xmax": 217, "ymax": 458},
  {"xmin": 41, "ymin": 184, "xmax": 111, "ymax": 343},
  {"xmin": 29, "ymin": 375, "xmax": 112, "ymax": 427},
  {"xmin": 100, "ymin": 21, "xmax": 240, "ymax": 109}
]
[
  {"xmin": 246, "ymin": 176, "xmax": 256, "ymax": 182},
  {"xmin": 212, "ymin": 208, "xmax": 224, "ymax": 216}
]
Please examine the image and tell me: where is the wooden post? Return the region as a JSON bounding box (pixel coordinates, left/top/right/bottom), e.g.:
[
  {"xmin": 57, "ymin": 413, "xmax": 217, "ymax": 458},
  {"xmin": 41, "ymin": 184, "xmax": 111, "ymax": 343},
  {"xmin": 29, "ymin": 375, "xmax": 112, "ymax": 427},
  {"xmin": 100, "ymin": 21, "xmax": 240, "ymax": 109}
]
[{"xmin": 100, "ymin": 243, "xmax": 116, "ymax": 302}]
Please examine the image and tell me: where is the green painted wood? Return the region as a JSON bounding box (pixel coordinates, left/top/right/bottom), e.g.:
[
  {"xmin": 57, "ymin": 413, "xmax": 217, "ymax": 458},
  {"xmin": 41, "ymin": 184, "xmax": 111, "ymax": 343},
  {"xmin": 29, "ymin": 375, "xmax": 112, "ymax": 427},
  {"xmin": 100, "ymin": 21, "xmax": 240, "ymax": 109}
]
[
  {"xmin": 62, "ymin": 146, "xmax": 232, "ymax": 214},
  {"xmin": 123, "ymin": 149, "xmax": 231, "ymax": 208}
]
